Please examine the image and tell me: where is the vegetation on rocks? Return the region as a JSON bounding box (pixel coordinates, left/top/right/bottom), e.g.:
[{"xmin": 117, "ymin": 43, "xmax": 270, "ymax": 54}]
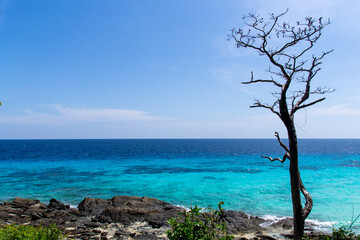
[
  {"xmin": 166, "ymin": 201, "xmax": 234, "ymax": 240},
  {"xmin": 327, "ymin": 227, "xmax": 360, "ymax": 240},
  {"xmin": 304, "ymin": 226, "xmax": 360, "ymax": 240},
  {"xmin": 0, "ymin": 224, "xmax": 64, "ymax": 240}
]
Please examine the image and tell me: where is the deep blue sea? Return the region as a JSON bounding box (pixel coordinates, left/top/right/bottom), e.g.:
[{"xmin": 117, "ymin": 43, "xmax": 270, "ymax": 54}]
[{"xmin": 0, "ymin": 139, "xmax": 359, "ymax": 231}]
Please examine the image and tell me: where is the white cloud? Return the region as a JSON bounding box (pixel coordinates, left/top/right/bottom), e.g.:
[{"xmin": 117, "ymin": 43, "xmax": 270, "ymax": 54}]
[
  {"xmin": 55, "ymin": 106, "xmax": 163, "ymax": 122},
  {"xmin": 0, "ymin": 105, "xmax": 168, "ymax": 125}
]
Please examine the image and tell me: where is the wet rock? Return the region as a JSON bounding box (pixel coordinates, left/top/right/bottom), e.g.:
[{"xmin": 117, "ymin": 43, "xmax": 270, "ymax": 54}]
[{"xmin": 271, "ymin": 218, "xmax": 293, "ymax": 229}]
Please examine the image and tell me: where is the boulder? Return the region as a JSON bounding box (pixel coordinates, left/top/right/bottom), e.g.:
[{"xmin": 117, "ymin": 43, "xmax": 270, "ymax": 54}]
[
  {"xmin": 13, "ymin": 197, "xmax": 40, "ymax": 207},
  {"xmin": 79, "ymin": 195, "xmax": 183, "ymax": 228},
  {"xmin": 271, "ymin": 218, "xmax": 293, "ymax": 229},
  {"xmin": 99, "ymin": 206, "xmax": 148, "ymax": 224},
  {"xmin": 78, "ymin": 197, "xmax": 112, "ymax": 216},
  {"xmin": 48, "ymin": 198, "xmax": 70, "ymax": 210},
  {"xmin": 222, "ymin": 210, "xmax": 265, "ymax": 234}
]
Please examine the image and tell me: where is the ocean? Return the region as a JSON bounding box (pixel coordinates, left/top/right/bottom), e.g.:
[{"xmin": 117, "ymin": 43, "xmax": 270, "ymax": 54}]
[{"xmin": 0, "ymin": 139, "xmax": 359, "ymax": 231}]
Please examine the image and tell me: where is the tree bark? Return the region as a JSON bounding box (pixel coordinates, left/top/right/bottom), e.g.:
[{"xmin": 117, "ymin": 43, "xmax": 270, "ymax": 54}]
[
  {"xmin": 287, "ymin": 124, "xmax": 305, "ymax": 239},
  {"xmin": 281, "ymin": 102, "xmax": 305, "ymax": 239}
]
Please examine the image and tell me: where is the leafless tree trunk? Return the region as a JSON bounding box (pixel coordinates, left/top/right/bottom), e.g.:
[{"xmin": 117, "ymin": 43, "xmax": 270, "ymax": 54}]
[{"xmin": 229, "ymin": 10, "xmax": 333, "ymax": 239}]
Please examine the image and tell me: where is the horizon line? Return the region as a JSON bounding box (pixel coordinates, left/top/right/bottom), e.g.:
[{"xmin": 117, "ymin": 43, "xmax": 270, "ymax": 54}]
[{"xmin": 1, "ymin": 137, "xmax": 359, "ymax": 140}]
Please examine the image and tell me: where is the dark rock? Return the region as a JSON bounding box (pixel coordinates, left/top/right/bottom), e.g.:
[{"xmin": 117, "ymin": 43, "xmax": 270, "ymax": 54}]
[
  {"xmin": 33, "ymin": 202, "xmax": 48, "ymax": 209},
  {"xmin": 271, "ymin": 218, "xmax": 293, "ymax": 229},
  {"xmin": 256, "ymin": 234, "xmax": 278, "ymax": 240},
  {"xmin": 84, "ymin": 221, "xmax": 101, "ymax": 228},
  {"xmin": 114, "ymin": 230, "xmax": 126, "ymax": 237},
  {"xmin": 81, "ymin": 231, "xmax": 95, "ymax": 236},
  {"xmin": 24, "ymin": 205, "xmax": 48, "ymax": 216},
  {"xmin": 79, "ymin": 195, "xmax": 182, "ymax": 229},
  {"xmin": 19, "ymin": 214, "xmax": 32, "ymax": 222},
  {"xmin": 13, "ymin": 197, "xmax": 39, "ymax": 207},
  {"xmin": 281, "ymin": 233, "xmax": 294, "ymax": 239},
  {"xmin": 68, "ymin": 207, "xmax": 81, "ymax": 216},
  {"xmin": 93, "ymin": 229, "xmax": 102, "ymax": 234},
  {"xmin": 134, "ymin": 235, "xmax": 159, "ymax": 240},
  {"xmin": 3, "ymin": 207, "xmax": 24, "ymax": 214},
  {"xmin": 46, "ymin": 210, "xmax": 76, "ymax": 221},
  {"xmin": 100, "ymin": 206, "xmax": 147, "ymax": 224},
  {"xmin": 94, "ymin": 215, "xmax": 112, "ymax": 223},
  {"xmin": 34, "ymin": 218, "xmax": 54, "ymax": 226},
  {"xmin": 48, "ymin": 198, "xmax": 70, "ymax": 210},
  {"xmin": 0, "ymin": 211, "xmax": 11, "ymax": 219},
  {"xmin": 31, "ymin": 212, "xmax": 43, "ymax": 220},
  {"xmin": 78, "ymin": 197, "xmax": 112, "ymax": 216},
  {"xmin": 100, "ymin": 232, "xmax": 109, "ymax": 240},
  {"xmin": 222, "ymin": 210, "xmax": 265, "ymax": 234},
  {"xmin": 148, "ymin": 219, "xmax": 164, "ymax": 228}
]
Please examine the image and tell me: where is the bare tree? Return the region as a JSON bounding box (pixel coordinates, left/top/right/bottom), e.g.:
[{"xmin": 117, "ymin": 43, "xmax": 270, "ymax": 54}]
[{"xmin": 229, "ymin": 10, "xmax": 333, "ymax": 239}]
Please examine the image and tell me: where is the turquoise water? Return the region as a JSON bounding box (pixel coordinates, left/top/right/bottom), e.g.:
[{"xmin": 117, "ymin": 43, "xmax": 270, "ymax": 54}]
[{"xmin": 0, "ymin": 139, "xmax": 359, "ymax": 231}]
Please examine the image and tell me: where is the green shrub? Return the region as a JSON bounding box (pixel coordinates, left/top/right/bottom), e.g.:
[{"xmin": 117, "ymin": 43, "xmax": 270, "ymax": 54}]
[
  {"xmin": 304, "ymin": 226, "xmax": 360, "ymax": 240},
  {"xmin": 330, "ymin": 226, "xmax": 360, "ymax": 240},
  {"xmin": 166, "ymin": 201, "xmax": 234, "ymax": 240},
  {"xmin": 0, "ymin": 224, "xmax": 64, "ymax": 240}
]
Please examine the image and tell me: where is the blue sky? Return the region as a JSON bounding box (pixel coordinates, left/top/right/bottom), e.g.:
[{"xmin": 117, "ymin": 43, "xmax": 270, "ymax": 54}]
[{"xmin": 1, "ymin": 0, "xmax": 360, "ymax": 139}]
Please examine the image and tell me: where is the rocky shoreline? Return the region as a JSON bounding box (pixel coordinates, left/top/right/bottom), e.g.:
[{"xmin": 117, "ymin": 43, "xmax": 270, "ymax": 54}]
[{"xmin": 0, "ymin": 196, "xmax": 325, "ymax": 239}]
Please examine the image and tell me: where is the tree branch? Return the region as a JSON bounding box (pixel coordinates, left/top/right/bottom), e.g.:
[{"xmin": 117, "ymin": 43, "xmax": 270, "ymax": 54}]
[
  {"xmin": 250, "ymin": 100, "xmax": 281, "ymax": 118},
  {"xmin": 292, "ymin": 97, "xmax": 325, "ymax": 114},
  {"xmin": 261, "ymin": 152, "xmax": 290, "ymax": 163},
  {"xmin": 290, "ymin": 50, "xmax": 334, "ymax": 116},
  {"xmin": 242, "ymin": 71, "xmax": 283, "ymax": 87},
  {"xmin": 275, "ymin": 132, "xmax": 289, "ymax": 153}
]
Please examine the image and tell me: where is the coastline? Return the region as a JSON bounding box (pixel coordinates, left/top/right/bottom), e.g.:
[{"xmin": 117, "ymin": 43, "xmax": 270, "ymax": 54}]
[
  {"xmin": 1, "ymin": 138, "xmax": 359, "ymax": 230},
  {"xmin": 0, "ymin": 195, "xmax": 330, "ymax": 240}
]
